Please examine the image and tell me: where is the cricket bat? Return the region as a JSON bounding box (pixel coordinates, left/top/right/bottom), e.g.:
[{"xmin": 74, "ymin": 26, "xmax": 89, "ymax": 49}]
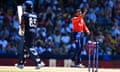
[{"xmin": 17, "ymin": 5, "xmax": 24, "ymax": 36}]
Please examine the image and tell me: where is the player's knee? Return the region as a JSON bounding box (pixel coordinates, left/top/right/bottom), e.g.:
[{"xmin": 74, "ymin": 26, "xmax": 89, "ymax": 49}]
[{"xmin": 29, "ymin": 48, "xmax": 38, "ymax": 56}]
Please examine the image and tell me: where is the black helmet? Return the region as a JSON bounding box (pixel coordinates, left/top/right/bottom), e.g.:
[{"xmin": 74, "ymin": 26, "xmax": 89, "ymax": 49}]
[{"xmin": 23, "ymin": 0, "xmax": 33, "ymax": 12}]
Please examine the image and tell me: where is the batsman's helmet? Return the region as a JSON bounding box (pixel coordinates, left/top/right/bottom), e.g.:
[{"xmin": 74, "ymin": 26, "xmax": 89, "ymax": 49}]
[{"xmin": 23, "ymin": 0, "xmax": 33, "ymax": 12}]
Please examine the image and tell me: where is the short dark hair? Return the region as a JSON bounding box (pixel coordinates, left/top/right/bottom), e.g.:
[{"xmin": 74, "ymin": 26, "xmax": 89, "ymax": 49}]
[{"xmin": 75, "ymin": 9, "xmax": 81, "ymax": 13}]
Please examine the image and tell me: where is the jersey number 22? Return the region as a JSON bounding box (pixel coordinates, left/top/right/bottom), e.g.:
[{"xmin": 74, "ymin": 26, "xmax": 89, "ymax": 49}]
[{"xmin": 29, "ymin": 14, "xmax": 37, "ymax": 27}]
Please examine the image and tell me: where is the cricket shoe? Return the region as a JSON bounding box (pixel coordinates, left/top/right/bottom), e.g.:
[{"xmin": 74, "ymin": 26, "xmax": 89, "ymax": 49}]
[
  {"xmin": 15, "ymin": 63, "xmax": 24, "ymax": 69},
  {"xmin": 35, "ymin": 61, "xmax": 45, "ymax": 69},
  {"xmin": 75, "ymin": 63, "xmax": 85, "ymax": 68}
]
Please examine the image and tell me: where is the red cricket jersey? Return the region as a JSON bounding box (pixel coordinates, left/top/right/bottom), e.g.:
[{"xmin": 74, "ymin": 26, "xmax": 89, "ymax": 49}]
[{"xmin": 72, "ymin": 16, "xmax": 89, "ymax": 32}]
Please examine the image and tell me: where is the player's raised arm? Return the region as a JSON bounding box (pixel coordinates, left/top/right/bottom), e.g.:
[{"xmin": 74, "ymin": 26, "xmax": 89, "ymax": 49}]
[{"xmin": 82, "ymin": 8, "xmax": 88, "ymax": 17}]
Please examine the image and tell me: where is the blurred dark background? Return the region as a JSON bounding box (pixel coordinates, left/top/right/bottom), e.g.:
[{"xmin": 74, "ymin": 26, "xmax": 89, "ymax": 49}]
[{"xmin": 0, "ymin": 0, "xmax": 120, "ymax": 60}]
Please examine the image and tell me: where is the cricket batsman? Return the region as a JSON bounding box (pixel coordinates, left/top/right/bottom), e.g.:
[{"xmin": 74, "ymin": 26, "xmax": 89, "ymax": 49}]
[{"xmin": 16, "ymin": 0, "xmax": 45, "ymax": 69}]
